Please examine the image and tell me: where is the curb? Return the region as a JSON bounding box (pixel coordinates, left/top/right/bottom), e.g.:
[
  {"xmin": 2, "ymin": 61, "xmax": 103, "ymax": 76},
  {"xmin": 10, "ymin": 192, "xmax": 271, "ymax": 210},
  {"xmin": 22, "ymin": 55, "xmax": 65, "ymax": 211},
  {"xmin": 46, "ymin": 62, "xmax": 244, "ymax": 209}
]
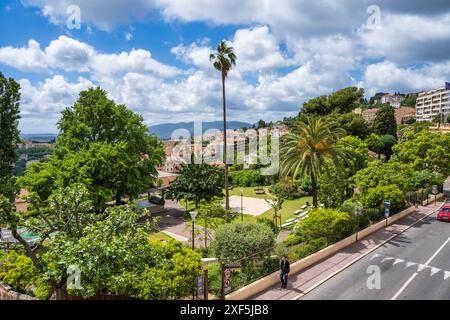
[{"xmin": 291, "ymin": 204, "xmax": 442, "ymax": 300}]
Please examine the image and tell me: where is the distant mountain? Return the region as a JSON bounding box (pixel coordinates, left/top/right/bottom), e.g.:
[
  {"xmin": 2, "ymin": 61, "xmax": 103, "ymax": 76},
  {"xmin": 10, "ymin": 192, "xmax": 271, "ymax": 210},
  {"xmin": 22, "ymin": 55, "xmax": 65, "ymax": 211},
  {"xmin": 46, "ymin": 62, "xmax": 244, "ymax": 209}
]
[
  {"xmin": 20, "ymin": 133, "xmax": 58, "ymax": 143},
  {"xmin": 149, "ymin": 121, "xmax": 253, "ymax": 139}
]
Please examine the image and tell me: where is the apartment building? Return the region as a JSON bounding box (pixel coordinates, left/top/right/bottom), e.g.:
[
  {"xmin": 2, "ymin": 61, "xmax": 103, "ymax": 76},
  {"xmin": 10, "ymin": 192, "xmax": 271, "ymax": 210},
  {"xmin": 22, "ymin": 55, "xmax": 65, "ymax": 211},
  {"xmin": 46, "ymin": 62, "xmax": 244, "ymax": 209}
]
[{"xmin": 416, "ymin": 85, "xmax": 450, "ymax": 122}]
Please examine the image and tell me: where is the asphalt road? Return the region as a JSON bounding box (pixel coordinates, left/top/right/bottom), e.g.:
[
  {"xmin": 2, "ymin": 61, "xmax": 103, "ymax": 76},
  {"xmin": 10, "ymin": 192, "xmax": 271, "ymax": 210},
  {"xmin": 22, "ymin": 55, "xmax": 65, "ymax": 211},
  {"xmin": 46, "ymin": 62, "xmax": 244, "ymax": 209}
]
[{"xmin": 301, "ymin": 210, "xmax": 450, "ymax": 300}]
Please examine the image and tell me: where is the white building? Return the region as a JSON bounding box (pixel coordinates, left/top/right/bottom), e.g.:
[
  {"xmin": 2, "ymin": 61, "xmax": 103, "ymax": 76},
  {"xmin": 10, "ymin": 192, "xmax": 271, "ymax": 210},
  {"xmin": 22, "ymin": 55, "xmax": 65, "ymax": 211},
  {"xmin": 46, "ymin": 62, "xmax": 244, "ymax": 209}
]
[
  {"xmin": 379, "ymin": 94, "xmax": 405, "ymax": 108},
  {"xmin": 416, "ymin": 87, "xmax": 450, "ymax": 122}
]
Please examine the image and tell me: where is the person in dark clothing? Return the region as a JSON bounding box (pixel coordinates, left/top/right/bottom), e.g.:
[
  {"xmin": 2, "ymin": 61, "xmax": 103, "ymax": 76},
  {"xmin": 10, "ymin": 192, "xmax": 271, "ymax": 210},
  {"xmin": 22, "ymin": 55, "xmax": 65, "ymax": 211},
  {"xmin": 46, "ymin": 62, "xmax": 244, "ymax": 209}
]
[{"xmin": 280, "ymin": 255, "xmax": 290, "ymax": 289}]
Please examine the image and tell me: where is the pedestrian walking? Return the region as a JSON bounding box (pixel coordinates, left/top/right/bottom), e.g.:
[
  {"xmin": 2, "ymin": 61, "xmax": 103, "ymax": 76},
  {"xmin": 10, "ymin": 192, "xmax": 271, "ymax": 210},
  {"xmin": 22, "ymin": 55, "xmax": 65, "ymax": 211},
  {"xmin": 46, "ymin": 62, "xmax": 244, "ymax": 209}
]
[{"xmin": 280, "ymin": 255, "xmax": 290, "ymax": 289}]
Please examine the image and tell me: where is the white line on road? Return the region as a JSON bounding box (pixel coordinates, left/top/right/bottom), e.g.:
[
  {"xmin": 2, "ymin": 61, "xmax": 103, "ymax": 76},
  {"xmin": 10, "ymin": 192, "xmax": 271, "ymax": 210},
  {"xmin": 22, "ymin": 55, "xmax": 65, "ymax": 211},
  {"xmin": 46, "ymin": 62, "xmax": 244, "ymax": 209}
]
[{"xmin": 391, "ymin": 236, "xmax": 450, "ymax": 300}]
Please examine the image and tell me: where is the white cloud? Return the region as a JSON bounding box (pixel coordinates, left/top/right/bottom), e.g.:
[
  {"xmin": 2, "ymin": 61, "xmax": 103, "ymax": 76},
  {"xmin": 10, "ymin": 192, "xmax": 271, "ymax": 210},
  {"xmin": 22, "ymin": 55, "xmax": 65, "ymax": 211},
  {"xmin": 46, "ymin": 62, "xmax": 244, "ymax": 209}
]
[
  {"xmin": 363, "ymin": 61, "xmax": 450, "ymax": 96},
  {"xmin": 45, "ymin": 36, "xmax": 95, "ymax": 72},
  {"xmin": 18, "ymin": 75, "xmax": 94, "ymax": 133},
  {"xmin": 172, "ymin": 26, "xmax": 293, "ymax": 73},
  {"xmin": 22, "ymin": 0, "xmax": 160, "ymax": 31},
  {"xmin": 361, "ymin": 13, "xmax": 450, "ymax": 64},
  {"xmin": 10, "ymin": 1, "xmax": 450, "ymax": 132},
  {"xmin": 0, "ymin": 36, "xmax": 180, "ymax": 78},
  {"xmin": 0, "ymin": 40, "xmax": 48, "ymax": 72}
]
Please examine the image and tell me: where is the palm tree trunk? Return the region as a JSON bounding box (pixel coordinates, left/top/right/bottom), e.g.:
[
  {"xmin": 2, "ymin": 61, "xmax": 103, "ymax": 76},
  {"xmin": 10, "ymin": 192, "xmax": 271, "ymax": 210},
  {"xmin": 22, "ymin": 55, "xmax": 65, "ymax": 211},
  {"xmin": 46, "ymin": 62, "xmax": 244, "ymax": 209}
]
[
  {"xmin": 311, "ymin": 173, "xmax": 318, "ymax": 208},
  {"xmin": 222, "ymin": 71, "xmax": 230, "ymax": 210}
]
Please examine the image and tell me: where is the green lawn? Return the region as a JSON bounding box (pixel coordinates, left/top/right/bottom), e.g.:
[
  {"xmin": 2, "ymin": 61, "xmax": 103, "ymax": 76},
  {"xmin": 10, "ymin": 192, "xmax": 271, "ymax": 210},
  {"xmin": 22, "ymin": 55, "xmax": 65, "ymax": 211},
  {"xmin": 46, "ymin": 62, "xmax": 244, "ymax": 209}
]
[
  {"xmin": 149, "ymin": 231, "xmax": 175, "ymax": 242},
  {"xmin": 175, "ymin": 186, "xmax": 312, "ymax": 229},
  {"xmin": 242, "ymin": 196, "xmax": 313, "ymax": 224},
  {"xmin": 227, "ymin": 186, "xmax": 275, "ymax": 199}
]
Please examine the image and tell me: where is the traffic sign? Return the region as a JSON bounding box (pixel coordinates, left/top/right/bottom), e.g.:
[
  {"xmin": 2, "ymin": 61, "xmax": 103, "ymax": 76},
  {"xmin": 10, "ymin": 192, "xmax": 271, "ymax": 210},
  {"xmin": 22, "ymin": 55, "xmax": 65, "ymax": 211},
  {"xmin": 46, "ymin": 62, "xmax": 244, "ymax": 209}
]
[
  {"xmin": 384, "ymin": 200, "xmax": 391, "ymax": 218},
  {"xmin": 432, "ymin": 185, "xmax": 438, "ymax": 195}
]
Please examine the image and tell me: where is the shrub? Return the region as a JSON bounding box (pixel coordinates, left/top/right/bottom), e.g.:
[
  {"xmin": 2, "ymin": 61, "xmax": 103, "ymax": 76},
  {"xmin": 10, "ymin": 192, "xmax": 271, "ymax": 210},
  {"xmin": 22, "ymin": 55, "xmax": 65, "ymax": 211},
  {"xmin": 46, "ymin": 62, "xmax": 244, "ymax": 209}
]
[
  {"xmin": 0, "ymin": 250, "xmax": 37, "ymax": 294},
  {"xmin": 296, "ymin": 237, "xmax": 328, "ymax": 259},
  {"xmin": 283, "ymin": 233, "xmax": 302, "ymax": 247},
  {"xmin": 363, "ymin": 185, "xmax": 405, "ymax": 213},
  {"xmin": 230, "ymin": 170, "xmax": 269, "ymax": 187},
  {"xmin": 256, "ymin": 217, "xmax": 280, "ymax": 235},
  {"xmin": 270, "ymin": 176, "xmax": 310, "ymax": 199},
  {"xmin": 212, "ymin": 222, "xmax": 276, "ymax": 264},
  {"xmin": 295, "ymin": 209, "xmax": 355, "ymax": 244}
]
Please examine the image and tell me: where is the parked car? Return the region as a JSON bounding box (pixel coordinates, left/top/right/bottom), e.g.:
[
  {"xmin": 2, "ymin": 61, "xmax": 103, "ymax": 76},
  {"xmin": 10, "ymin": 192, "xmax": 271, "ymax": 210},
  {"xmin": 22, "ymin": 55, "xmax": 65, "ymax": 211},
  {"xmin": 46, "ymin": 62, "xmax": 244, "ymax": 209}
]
[{"xmin": 437, "ymin": 204, "xmax": 450, "ymax": 222}]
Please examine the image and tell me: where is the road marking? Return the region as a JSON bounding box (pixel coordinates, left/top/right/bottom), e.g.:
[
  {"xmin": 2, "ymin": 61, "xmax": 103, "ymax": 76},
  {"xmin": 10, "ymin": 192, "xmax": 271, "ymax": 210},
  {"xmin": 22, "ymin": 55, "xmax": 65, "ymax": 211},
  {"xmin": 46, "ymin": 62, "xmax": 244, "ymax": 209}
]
[
  {"xmin": 391, "ymin": 236, "xmax": 450, "ymax": 300},
  {"xmin": 291, "ymin": 204, "xmax": 441, "ymax": 300}
]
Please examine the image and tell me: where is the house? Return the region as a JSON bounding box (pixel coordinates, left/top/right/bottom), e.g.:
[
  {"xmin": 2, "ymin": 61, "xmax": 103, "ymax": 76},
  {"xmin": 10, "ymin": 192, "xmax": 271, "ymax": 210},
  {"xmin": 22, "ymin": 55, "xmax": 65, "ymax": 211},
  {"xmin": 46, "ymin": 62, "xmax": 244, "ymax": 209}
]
[
  {"xmin": 362, "ymin": 108, "xmax": 379, "ymax": 125},
  {"xmin": 395, "ymin": 107, "xmax": 416, "ymax": 124}
]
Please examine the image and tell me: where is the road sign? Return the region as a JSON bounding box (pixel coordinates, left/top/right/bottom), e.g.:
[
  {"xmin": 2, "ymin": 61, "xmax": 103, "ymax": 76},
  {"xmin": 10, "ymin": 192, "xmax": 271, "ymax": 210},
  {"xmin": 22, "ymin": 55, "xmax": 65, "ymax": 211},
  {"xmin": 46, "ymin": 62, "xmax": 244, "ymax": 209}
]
[
  {"xmin": 432, "ymin": 185, "xmax": 438, "ymax": 195},
  {"xmin": 384, "ymin": 200, "xmax": 391, "ymax": 218},
  {"xmin": 197, "ymin": 274, "xmax": 204, "ymax": 299}
]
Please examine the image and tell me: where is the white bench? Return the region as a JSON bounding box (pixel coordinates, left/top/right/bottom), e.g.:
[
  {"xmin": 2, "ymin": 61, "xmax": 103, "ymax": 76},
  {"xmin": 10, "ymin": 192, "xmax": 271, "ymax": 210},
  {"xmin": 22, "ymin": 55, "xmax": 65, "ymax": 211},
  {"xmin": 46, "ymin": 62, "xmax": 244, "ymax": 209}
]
[{"xmin": 280, "ymin": 221, "xmax": 295, "ymax": 228}]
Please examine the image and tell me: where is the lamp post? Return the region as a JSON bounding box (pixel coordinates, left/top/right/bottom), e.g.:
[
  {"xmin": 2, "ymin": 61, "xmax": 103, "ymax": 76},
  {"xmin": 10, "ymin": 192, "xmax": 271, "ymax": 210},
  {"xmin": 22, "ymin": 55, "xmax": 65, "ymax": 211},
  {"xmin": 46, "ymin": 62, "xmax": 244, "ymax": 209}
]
[
  {"xmin": 190, "ymin": 211, "xmax": 198, "ymax": 250},
  {"xmin": 355, "ymin": 207, "xmax": 362, "ymax": 241},
  {"xmin": 190, "ymin": 211, "xmax": 198, "ymax": 300},
  {"xmin": 240, "ymin": 187, "xmax": 244, "ymax": 222}
]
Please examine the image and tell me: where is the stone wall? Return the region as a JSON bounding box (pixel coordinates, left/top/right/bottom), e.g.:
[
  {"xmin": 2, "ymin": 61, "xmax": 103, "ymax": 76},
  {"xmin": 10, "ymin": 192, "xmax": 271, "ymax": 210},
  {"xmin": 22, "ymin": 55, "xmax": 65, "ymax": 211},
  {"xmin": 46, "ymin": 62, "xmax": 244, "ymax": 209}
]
[{"xmin": 0, "ymin": 282, "xmax": 36, "ymax": 300}]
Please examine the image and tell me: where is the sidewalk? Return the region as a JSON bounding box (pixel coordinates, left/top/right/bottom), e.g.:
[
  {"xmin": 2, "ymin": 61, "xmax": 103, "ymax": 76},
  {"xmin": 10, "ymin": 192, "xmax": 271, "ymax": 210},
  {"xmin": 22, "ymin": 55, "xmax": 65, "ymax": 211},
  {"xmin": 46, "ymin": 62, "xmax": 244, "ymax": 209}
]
[{"xmin": 251, "ymin": 202, "xmax": 442, "ymax": 300}]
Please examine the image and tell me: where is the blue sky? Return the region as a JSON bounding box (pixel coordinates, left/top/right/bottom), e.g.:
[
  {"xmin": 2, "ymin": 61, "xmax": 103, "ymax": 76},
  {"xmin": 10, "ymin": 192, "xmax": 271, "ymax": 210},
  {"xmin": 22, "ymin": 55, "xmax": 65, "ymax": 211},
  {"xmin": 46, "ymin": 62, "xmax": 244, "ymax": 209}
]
[{"xmin": 1, "ymin": 0, "xmax": 450, "ymax": 133}]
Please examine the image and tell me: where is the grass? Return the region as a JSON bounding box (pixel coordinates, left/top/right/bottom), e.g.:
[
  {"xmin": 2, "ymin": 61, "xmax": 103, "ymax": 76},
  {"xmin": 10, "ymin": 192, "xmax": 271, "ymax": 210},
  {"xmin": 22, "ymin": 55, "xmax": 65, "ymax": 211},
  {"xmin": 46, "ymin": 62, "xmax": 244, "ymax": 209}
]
[
  {"xmin": 227, "ymin": 186, "xmax": 275, "ymax": 199},
  {"xmin": 175, "ymin": 186, "xmax": 313, "ymax": 228},
  {"xmin": 242, "ymin": 196, "xmax": 313, "ymax": 224},
  {"xmin": 149, "ymin": 231, "xmax": 175, "ymax": 242}
]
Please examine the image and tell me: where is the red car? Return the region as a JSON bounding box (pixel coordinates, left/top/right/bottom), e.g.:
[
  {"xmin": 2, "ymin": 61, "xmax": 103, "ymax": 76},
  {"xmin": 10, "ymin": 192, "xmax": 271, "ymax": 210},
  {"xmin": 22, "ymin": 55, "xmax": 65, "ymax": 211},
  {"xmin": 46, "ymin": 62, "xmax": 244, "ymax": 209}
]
[{"xmin": 437, "ymin": 205, "xmax": 450, "ymax": 221}]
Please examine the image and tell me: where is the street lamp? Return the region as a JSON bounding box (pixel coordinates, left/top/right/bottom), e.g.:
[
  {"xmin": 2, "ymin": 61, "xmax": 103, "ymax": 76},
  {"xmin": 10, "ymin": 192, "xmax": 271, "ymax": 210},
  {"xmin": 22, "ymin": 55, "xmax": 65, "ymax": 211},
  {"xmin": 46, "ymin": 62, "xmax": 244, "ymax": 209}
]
[
  {"xmin": 189, "ymin": 211, "xmax": 198, "ymax": 301},
  {"xmin": 190, "ymin": 211, "xmax": 198, "ymax": 250},
  {"xmin": 355, "ymin": 207, "xmax": 362, "ymax": 241},
  {"xmin": 240, "ymin": 187, "xmax": 244, "ymax": 222}
]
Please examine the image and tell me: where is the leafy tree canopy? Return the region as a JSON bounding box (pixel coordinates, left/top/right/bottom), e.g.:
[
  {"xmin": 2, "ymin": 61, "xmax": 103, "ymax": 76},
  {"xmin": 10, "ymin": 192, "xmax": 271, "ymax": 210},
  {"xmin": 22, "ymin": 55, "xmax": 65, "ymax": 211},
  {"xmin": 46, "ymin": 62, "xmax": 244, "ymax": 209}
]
[
  {"xmin": 166, "ymin": 163, "xmax": 224, "ymax": 208},
  {"xmin": 300, "ymin": 87, "xmax": 364, "ymax": 117},
  {"xmin": 0, "ymin": 72, "xmax": 21, "ymax": 198},
  {"xmin": 391, "ymin": 130, "xmax": 450, "ymax": 176},
  {"xmin": 20, "ymin": 87, "xmax": 164, "ymax": 208},
  {"xmin": 372, "ymin": 104, "xmax": 397, "ymax": 137}
]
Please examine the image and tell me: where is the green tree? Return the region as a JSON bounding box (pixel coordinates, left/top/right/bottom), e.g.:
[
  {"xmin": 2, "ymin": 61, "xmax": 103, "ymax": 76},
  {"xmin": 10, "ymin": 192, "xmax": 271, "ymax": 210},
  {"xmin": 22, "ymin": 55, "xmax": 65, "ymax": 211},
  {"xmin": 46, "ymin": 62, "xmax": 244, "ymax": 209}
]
[
  {"xmin": 43, "ymin": 206, "xmax": 199, "ymax": 300},
  {"xmin": 318, "ymin": 162, "xmax": 348, "ymax": 209},
  {"xmin": 212, "ymin": 222, "xmax": 276, "ymax": 265},
  {"xmin": 352, "ymin": 160, "xmax": 413, "ymax": 194},
  {"xmin": 392, "ymin": 130, "xmax": 450, "ymax": 176},
  {"xmin": 0, "ymin": 72, "xmax": 21, "ymax": 199},
  {"xmin": 301, "ymin": 87, "xmax": 364, "ymax": 116},
  {"xmin": 378, "ymin": 134, "xmax": 397, "ymax": 160},
  {"xmin": 401, "ymin": 95, "xmax": 417, "ymax": 107},
  {"xmin": 372, "ymin": 104, "xmax": 397, "ymax": 136},
  {"xmin": 166, "ymin": 163, "xmax": 224, "ymax": 209},
  {"xmin": 363, "ymin": 185, "xmax": 405, "ymax": 213},
  {"xmin": 280, "ymin": 116, "xmax": 346, "ymax": 207},
  {"xmin": 21, "ymin": 88, "xmax": 165, "ymax": 208},
  {"xmin": 0, "ymin": 183, "xmax": 100, "ymax": 299},
  {"xmin": 337, "ymin": 136, "xmax": 370, "ymax": 175},
  {"xmin": 325, "ymin": 112, "xmax": 371, "ymax": 139},
  {"xmin": 210, "ymin": 41, "xmax": 237, "ymax": 210}
]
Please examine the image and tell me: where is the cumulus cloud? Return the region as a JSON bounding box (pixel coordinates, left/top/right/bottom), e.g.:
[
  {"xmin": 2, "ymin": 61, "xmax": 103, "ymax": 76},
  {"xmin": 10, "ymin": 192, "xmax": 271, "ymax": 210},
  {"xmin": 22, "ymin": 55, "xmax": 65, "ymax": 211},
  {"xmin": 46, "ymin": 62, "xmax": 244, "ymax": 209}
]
[
  {"xmin": 0, "ymin": 40, "xmax": 48, "ymax": 72},
  {"xmin": 0, "ymin": 36, "xmax": 180, "ymax": 78},
  {"xmin": 9, "ymin": 0, "xmax": 450, "ymax": 132},
  {"xmin": 364, "ymin": 61, "xmax": 450, "ymax": 96},
  {"xmin": 360, "ymin": 13, "xmax": 450, "ymax": 64}
]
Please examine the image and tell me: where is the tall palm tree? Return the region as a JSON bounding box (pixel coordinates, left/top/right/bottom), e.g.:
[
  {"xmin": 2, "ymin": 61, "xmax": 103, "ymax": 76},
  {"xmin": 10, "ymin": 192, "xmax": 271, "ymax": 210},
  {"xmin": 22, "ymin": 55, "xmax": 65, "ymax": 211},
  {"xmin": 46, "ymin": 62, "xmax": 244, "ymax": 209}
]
[
  {"xmin": 280, "ymin": 116, "xmax": 346, "ymax": 208},
  {"xmin": 210, "ymin": 41, "xmax": 237, "ymax": 210}
]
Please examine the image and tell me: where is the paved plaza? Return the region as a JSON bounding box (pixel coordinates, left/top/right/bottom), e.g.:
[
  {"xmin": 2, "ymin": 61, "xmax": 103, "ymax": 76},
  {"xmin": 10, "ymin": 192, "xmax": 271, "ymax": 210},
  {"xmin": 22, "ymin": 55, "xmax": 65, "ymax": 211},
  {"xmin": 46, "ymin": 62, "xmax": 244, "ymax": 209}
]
[{"xmin": 228, "ymin": 196, "xmax": 272, "ymax": 216}]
